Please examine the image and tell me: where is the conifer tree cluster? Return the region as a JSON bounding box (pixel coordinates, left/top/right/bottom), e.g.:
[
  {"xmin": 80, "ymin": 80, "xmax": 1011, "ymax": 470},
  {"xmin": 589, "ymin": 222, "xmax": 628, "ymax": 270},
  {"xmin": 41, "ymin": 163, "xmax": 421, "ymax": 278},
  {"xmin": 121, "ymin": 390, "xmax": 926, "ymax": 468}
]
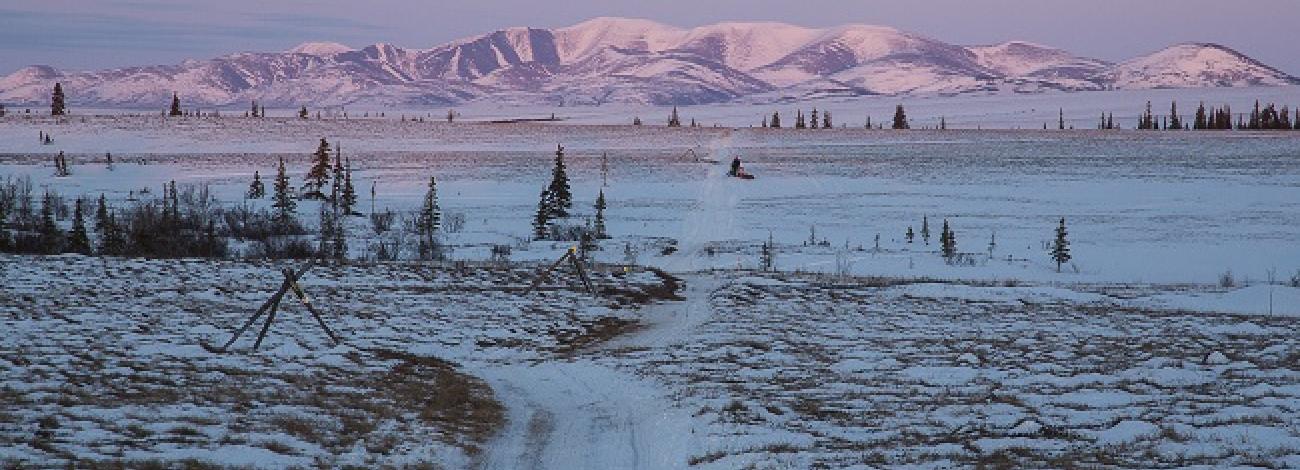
[
  {"xmin": 759, "ymin": 109, "xmax": 834, "ymax": 129},
  {"xmin": 1193, "ymin": 102, "xmax": 1235, "ymax": 130},
  {"xmin": 892, "ymin": 105, "xmax": 909, "ymax": 129},
  {"xmin": 1097, "ymin": 112, "xmax": 1116, "ymax": 130},
  {"xmin": 667, "ymin": 107, "xmax": 682, "ymax": 127},
  {"xmin": 1138, "ymin": 98, "xmax": 1300, "ymax": 131},
  {"xmin": 51, "ymin": 83, "xmax": 66, "ymax": 116},
  {"xmin": 1, "ymin": 182, "xmax": 231, "ymax": 258},
  {"xmin": 1138, "ymin": 101, "xmax": 1158, "ymax": 130},
  {"xmin": 939, "ymin": 219, "xmax": 957, "ymax": 262},
  {"xmin": 1245, "ymin": 100, "xmax": 1294, "ymax": 130},
  {"xmin": 1167, "ymin": 102, "xmax": 1183, "ymax": 130},
  {"xmin": 169, "ymin": 93, "xmax": 183, "ymax": 117}
]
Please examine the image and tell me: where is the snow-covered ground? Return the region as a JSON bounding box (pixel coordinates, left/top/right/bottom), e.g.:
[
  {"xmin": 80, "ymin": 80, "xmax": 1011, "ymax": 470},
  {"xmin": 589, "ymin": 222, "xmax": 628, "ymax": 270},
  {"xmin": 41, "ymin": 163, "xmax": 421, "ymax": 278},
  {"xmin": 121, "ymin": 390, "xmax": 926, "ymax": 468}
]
[
  {"xmin": 4, "ymin": 112, "xmax": 1299, "ymax": 287},
  {"xmin": 4, "ymin": 257, "xmax": 1298, "ymax": 468},
  {"xmin": 3, "ymin": 104, "xmax": 1300, "ymax": 468}
]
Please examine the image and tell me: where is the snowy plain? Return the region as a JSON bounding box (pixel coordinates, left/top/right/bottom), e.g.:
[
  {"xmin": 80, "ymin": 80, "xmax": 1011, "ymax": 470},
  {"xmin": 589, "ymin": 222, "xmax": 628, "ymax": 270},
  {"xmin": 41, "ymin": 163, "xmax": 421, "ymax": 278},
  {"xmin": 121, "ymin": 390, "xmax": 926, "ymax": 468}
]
[{"xmin": 3, "ymin": 88, "xmax": 1300, "ymax": 468}]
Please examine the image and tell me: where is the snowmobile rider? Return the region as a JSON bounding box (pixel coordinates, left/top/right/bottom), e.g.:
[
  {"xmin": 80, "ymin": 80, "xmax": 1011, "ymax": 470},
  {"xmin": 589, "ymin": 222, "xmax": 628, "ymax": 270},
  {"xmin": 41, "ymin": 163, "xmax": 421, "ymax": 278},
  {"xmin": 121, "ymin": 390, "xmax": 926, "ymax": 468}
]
[{"xmin": 729, "ymin": 156, "xmax": 742, "ymax": 177}]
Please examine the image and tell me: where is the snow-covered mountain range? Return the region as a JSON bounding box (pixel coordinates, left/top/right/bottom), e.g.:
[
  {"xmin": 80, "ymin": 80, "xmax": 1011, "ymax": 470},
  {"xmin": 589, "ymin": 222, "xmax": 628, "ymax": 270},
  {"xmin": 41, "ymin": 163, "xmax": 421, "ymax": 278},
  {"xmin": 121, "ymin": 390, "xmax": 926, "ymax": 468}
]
[{"xmin": 2, "ymin": 17, "xmax": 1295, "ymax": 107}]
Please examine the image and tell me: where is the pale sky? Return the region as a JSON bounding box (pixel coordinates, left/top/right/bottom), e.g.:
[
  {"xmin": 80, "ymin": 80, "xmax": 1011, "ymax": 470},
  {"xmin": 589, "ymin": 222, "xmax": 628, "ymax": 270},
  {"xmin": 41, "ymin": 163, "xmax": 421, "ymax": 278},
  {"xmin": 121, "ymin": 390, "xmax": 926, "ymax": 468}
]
[{"xmin": 3, "ymin": 0, "xmax": 1298, "ymax": 75}]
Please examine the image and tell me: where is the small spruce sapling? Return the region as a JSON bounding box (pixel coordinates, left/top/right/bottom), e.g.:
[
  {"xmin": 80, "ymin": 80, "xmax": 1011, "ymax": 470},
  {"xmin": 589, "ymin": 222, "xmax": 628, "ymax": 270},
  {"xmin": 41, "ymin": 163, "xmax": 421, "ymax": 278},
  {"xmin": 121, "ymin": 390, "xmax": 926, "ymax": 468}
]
[{"xmin": 1051, "ymin": 217, "xmax": 1072, "ymax": 272}]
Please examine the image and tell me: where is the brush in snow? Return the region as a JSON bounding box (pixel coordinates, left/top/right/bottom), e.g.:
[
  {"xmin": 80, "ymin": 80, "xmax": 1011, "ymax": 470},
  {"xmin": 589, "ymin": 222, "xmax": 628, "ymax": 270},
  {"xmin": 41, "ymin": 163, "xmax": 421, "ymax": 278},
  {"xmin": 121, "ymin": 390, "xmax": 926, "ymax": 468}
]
[{"xmin": 204, "ymin": 260, "xmax": 341, "ymax": 353}]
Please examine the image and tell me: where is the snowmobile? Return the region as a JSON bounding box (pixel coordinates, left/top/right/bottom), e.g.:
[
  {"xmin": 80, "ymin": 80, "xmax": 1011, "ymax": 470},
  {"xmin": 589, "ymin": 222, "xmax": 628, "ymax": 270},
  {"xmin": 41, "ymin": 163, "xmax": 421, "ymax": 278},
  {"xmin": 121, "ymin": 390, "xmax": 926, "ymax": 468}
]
[{"xmin": 728, "ymin": 156, "xmax": 756, "ymax": 179}]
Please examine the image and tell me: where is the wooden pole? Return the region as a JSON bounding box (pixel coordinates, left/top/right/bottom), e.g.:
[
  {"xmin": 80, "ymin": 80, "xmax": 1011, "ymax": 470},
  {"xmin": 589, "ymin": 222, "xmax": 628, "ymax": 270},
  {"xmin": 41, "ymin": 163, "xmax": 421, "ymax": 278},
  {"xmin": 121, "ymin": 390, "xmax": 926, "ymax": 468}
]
[
  {"xmin": 252, "ymin": 285, "xmax": 285, "ymax": 351},
  {"xmin": 289, "ymin": 277, "xmax": 340, "ymax": 344}
]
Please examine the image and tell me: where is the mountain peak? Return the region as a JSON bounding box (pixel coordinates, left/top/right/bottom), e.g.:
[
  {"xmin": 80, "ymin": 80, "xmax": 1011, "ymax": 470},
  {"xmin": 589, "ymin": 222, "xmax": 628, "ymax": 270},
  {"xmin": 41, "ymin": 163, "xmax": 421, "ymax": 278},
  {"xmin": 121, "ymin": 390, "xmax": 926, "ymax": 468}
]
[
  {"xmin": 287, "ymin": 41, "xmax": 354, "ymax": 56},
  {"xmin": 1109, "ymin": 42, "xmax": 1296, "ymax": 89},
  {"xmin": 1, "ymin": 18, "xmax": 1293, "ymax": 107}
]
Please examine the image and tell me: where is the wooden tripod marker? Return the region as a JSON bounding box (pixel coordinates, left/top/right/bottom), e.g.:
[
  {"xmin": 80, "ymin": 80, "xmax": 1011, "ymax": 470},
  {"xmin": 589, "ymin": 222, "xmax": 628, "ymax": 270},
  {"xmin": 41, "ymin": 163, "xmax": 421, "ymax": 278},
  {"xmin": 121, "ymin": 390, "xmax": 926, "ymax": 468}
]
[
  {"xmin": 213, "ymin": 261, "xmax": 340, "ymax": 353},
  {"xmin": 524, "ymin": 247, "xmax": 596, "ymax": 295}
]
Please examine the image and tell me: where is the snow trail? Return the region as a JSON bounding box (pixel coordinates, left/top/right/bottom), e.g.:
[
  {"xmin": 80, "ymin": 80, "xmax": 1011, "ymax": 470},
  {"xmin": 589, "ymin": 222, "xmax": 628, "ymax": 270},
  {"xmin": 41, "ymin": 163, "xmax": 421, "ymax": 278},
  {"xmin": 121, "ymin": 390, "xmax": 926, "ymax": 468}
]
[
  {"xmin": 477, "ymin": 131, "xmax": 741, "ymax": 469},
  {"xmin": 662, "ymin": 130, "xmax": 744, "ymax": 273},
  {"xmin": 473, "ymin": 336, "xmax": 702, "ymax": 469}
]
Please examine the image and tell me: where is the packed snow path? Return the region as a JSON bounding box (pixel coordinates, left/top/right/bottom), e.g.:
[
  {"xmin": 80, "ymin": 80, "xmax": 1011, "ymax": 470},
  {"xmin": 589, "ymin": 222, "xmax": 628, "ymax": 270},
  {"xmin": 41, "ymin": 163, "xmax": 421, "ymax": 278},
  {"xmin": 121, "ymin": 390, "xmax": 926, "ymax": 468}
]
[
  {"xmin": 476, "ymin": 130, "xmax": 739, "ymax": 468},
  {"xmin": 475, "ymin": 276, "xmax": 718, "ymax": 469}
]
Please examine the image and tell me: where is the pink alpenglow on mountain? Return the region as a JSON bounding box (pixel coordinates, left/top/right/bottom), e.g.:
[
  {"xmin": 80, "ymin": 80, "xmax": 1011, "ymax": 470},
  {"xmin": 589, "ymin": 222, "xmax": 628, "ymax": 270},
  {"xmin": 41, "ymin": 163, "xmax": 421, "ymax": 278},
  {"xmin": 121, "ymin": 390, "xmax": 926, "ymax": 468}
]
[{"xmin": 2, "ymin": 18, "xmax": 1295, "ymax": 107}]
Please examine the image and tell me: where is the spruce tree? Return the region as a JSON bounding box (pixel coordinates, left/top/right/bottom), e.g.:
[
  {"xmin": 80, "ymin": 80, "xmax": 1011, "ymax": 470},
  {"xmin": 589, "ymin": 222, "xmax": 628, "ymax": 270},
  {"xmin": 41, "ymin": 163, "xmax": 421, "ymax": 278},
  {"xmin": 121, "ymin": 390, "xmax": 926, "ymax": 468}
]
[
  {"xmin": 533, "ymin": 188, "xmax": 551, "ymax": 240},
  {"xmin": 94, "ymin": 194, "xmax": 109, "ymax": 233},
  {"xmin": 330, "ymin": 145, "xmax": 344, "ymax": 203},
  {"xmin": 247, "ymin": 171, "xmax": 266, "ymax": 199},
  {"xmin": 865, "ymin": 116, "xmax": 872, "ymax": 129},
  {"xmin": 1051, "ymin": 217, "xmax": 1072, "ymax": 272},
  {"xmin": 547, "ymin": 144, "xmax": 572, "ymax": 217},
  {"xmin": 760, "ymin": 232, "xmax": 775, "ymax": 271},
  {"xmin": 272, "ymin": 157, "xmax": 296, "ymax": 226},
  {"xmin": 97, "ymin": 212, "xmax": 125, "ymax": 256},
  {"xmin": 810, "ymin": 108, "xmax": 819, "ymax": 129},
  {"xmin": 51, "ymin": 83, "xmax": 66, "ymax": 116},
  {"xmin": 251, "ymin": 100, "xmax": 259, "ymax": 118},
  {"xmin": 940, "ymin": 219, "xmax": 956, "ymax": 262},
  {"xmin": 299, "ymin": 106, "xmax": 309, "ymax": 119},
  {"xmin": 38, "ymin": 192, "xmax": 62, "ymax": 254},
  {"xmin": 418, "ymin": 176, "xmax": 441, "ymax": 234},
  {"xmin": 66, "ymin": 198, "xmax": 91, "ymax": 255},
  {"xmin": 920, "ymin": 215, "xmax": 930, "ymax": 245},
  {"xmin": 340, "ymin": 158, "xmax": 357, "ymax": 216},
  {"xmin": 0, "ymin": 194, "xmax": 11, "ymax": 252},
  {"xmin": 303, "ymin": 138, "xmax": 332, "ymax": 199},
  {"xmin": 1168, "ymin": 101, "xmax": 1181, "ymax": 130},
  {"xmin": 905, "ymin": 226, "xmax": 914, "ymax": 243},
  {"xmin": 593, "ymin": 189, "xmax": 608, "ymax": 239},
  {"xmin": 795, "ymin": 110, "xmax": 805, "ymax": 129},
  {"xmin": 668, "ymin": 106, "xmax": 681, "ymax": 127},
  {"xmin": 892, "ymin": 105, "xmax": 909, "ymax": 129},
  {"xmin": 1059, "ymin": 108, "xmax": 1065, "ymax": 130},
  {"xmin": 169, "ymin": 93, "xmax": 182, "ymax": 117},
  {"xmin": 770, "ymin": 111, "xmax": 781, "ymax": 128},
  {"xmin": 415, "ymin": 176, "xmax": 441, "ymax": 260},
  {"xmin": 823, "ymin": 110, "xmax": 832, "ymax": 129},
  {"xmin": 1194, "ymin": 102, "xmax": 1207, "ymax": 130}
]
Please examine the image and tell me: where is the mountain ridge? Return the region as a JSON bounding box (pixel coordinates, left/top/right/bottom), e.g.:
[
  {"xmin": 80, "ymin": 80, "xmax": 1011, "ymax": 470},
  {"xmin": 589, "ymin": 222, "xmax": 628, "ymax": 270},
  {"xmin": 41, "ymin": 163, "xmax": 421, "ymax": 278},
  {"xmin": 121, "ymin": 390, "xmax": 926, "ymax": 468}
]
[{"xmin": 2, "ymin": 17, "xmax": 1295, "ymax": 107}]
